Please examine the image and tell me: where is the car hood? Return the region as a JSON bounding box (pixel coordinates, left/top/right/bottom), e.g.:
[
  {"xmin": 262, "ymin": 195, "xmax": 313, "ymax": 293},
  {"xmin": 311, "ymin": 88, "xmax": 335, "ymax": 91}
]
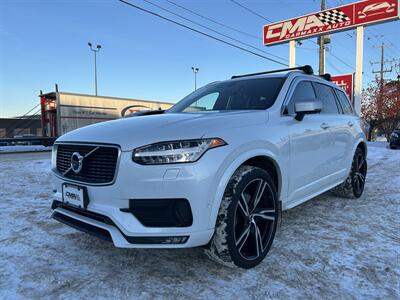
[{"xmin": 56, "ymin": 111, "xmax": 268, "ymax": 151}]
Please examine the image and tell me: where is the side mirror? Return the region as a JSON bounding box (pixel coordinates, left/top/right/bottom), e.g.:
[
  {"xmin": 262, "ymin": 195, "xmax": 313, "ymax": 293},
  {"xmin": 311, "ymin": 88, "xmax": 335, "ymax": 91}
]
[{"xmin": 294, "ymin": 100, "xmax": 322, "ymax": 121}]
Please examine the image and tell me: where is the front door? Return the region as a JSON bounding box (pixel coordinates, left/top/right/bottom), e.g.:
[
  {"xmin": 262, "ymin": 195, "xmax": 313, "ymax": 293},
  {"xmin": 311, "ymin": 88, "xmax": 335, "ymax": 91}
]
[{"xmin": 284, "ymin": 80, "xmax": 334, "ymax": 207}]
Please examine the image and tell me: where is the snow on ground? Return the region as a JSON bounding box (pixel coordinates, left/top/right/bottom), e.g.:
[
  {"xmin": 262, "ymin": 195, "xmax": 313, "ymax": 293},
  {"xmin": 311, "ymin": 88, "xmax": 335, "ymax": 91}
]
[
  {"xmin": 0, "ymin": 144, "xmax": 399, "ymax": 299},
  {"xmin": 0, "ymin": 145, "xmax": 52, "ymax": 153}
]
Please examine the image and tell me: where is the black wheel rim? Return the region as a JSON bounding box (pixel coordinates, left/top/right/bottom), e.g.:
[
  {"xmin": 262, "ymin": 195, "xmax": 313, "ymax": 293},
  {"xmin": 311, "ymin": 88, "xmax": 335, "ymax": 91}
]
[
  {"xmin": 353, "ymin": 151, "xmax": 367, "ymax": 196},
  {"xmin": 233, "ymin": 178, "xmax": 276, "ymax": 261}
]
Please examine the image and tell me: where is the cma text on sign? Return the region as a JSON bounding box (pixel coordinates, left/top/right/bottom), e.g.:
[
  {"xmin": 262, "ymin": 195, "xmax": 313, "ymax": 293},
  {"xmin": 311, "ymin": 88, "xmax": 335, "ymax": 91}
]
[{"xmin": 263, "ymin": 0, "xmax": 399, "ymax": 45}]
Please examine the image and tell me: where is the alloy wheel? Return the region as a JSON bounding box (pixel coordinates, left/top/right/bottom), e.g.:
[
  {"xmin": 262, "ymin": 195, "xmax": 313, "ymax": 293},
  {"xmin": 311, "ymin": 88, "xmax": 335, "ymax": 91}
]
[
  {"xmin": 353, "ymin": 150, "xmax": 367, "ymax": 196},
  {"xmin": 233, "ymin": 178, "xmax": 276, "ymax": 260}
]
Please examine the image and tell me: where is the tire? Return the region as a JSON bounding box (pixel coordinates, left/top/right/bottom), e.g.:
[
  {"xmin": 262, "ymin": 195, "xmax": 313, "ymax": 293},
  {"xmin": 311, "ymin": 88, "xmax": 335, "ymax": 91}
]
[
  {"xmin": 205, "ymin": 165, "xmax": 279, "ymax": 269},
  {"xmin": 332, "ymin": 147, "xmax": 367, "ymax": 199}
]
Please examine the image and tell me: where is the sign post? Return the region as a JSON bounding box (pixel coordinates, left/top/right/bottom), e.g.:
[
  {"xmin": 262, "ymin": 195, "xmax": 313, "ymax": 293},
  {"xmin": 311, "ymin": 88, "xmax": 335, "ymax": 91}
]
[
  {"xmin": 289, "ymin": 40, "xmax": 296, "ymax": 67},
  {"xmin": 354, "ymin": 26, "xmax": 364, "ymax": 115}
]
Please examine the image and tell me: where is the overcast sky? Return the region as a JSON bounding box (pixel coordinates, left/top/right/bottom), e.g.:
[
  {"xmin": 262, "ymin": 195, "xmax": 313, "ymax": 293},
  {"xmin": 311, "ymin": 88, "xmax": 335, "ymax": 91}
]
[{"xmin": 0, "ymin": 0, "xmax": 399, "ymax": 117}]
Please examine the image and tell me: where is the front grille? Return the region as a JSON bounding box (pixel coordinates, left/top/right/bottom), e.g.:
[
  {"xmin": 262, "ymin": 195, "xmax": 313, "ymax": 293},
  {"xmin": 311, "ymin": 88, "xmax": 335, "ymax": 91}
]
[{"xmin": 56, "ymin": 144, "xmax": 119, "ymax": 184}]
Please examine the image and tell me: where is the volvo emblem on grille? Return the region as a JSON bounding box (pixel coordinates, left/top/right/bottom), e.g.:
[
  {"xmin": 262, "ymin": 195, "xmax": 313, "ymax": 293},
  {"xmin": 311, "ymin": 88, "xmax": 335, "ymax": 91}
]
[{"xmin": 71, "ymin": 152, "xmax": 84, "ymax": 174}]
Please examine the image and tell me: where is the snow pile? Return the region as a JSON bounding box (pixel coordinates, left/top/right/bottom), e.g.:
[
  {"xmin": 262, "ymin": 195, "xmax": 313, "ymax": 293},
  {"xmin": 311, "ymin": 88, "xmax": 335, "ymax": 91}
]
[
  {"xmin": 0, "ymin": 143, "xmax": 399, "ymax": 299},
  {"xmin": 0, "ymin": 145, "xmax": 52, "ymax": 153}
]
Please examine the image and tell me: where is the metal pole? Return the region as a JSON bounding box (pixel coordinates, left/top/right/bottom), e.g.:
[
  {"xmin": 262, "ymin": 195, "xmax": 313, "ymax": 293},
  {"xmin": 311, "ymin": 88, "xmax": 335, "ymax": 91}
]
[
  {"xmin": 378, "ymin": 43, "xmax": 384, "ymax": 118},
  {"xmin": 94, "ymin": 50, "xmax": 98, "ymax": 96},
  {"xmin": 88, "ymin": 42, "xmax": 101, "ymax": 96},
  {"xmin": 319, "ymin": 0, "xmax": 326, "ymax": 75},
  {"xmin": 379, "ymin": 43, "xmax": 384, "ymax": 93},
  {"xmin": 354, "ymin": 26, "xmax": 364, "ymax": 116},
  {"xmin": 192, "ymin": 67, "xmax": 199, "ymax": 91},
  {"xmin": 289, "ymin": 40, "xmax": 296, "ymax": 68}
]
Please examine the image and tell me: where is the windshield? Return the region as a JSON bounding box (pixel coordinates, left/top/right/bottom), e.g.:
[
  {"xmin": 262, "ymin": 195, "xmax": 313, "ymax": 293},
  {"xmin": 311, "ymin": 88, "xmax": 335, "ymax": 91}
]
[{"xmin": 168, "ymin": 77, "xmax": 285, "ymax": 113}]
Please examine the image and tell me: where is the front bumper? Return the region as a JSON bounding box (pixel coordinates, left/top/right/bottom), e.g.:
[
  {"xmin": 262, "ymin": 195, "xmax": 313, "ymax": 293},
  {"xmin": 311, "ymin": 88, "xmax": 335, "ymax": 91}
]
[
  {"xmin": 52, "ymin": 201, "xmax": 213, "ymax": 248},
  {"xmin": 51, "ymin": 146, "xmax": 228, "ymax": 248}
]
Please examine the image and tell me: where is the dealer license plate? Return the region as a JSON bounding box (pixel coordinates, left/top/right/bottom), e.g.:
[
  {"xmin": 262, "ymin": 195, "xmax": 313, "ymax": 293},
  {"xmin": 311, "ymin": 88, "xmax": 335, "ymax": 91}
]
[{"xmin": 62, "ymin": 184, "xmax": 87, "ymax": 209}]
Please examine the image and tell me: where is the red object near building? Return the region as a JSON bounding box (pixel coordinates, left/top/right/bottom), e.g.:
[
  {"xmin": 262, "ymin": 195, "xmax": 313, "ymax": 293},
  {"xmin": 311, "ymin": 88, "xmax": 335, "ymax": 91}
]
[
  {"xmin": 40, "ymin": 93, "xmax": 57, "ymax": 137},
  {"xmin": 263, "ymin": 0, "xmax": 399, "ymax": 45},
  {"xmin": 332, "ymin": 74, "xmax": 354, "ymax": 103}
]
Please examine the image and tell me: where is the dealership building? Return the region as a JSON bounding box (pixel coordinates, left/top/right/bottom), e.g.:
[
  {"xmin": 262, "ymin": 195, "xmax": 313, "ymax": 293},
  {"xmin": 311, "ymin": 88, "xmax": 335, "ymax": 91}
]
[
  {"xmin": 0, "ymin": 91, "xmax": 173, "ymax": 139},
  {"xmin": 40, "ymin": 91, "xmax": 173, "ymax": 137}
]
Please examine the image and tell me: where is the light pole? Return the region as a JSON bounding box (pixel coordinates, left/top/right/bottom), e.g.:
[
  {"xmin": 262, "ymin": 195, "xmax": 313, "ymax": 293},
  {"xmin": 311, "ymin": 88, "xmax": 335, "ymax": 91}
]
[
  {"xmin": 318, "ymin": 0, "xmax": 326, "ymax": 75},
  {"xmin": 191, "ymin": 67, "xmax": 199, "ymax": 90},
  {"xmin": 88, "ymin": 42, "xmax": 101, "ymax": 96}
]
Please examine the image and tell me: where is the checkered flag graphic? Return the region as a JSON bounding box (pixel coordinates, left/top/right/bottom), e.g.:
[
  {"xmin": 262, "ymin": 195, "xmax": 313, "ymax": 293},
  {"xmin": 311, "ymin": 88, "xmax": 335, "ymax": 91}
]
[{"xmin": 317, "ymin": 9, "xmax": 350, "ymax": 25}]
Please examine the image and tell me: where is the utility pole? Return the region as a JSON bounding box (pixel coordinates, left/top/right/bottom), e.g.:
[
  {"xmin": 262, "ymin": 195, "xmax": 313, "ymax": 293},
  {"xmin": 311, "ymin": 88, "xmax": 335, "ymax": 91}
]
[
  {"xmin": 88, "ymin": 42, "xmax": 102, "ymax": 96},
  {"xmin": 371, "ymin": 43, "xmax": 393, "ymax": 87},
  {"xmin": 191, "ymin": 67, "xmax": 199, "ymax": 90},
  {"xmin": 318, "ymin": 0, "xmax": 326, "ymax": 75},
  {"xmin": 370, "ymin": 43, "xmax": 393, "ymax": 118}
]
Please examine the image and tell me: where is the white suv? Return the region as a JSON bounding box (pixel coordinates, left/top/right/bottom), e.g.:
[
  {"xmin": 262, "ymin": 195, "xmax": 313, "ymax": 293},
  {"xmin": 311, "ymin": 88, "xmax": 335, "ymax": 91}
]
[{"xmin": 51, "ymin": 65, "xmax": 367, "ymax": 268}]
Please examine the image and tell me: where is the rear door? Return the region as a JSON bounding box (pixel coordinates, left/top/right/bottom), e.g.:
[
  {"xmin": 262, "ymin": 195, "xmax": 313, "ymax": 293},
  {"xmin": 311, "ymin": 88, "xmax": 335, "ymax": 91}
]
[
  {"xmin": 333, "ymin": 89, "xmax": 358, "ymax": 171},
  {"xmin": 312, "ymin": 82, "xmax": 348, "ymax": 179}
]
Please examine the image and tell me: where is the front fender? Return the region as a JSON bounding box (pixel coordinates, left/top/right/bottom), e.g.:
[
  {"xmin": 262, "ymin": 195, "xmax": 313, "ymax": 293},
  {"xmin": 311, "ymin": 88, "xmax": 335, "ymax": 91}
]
[{"xmin": 206, "ymin": 145, "xmax": 284, "ymax": 229}]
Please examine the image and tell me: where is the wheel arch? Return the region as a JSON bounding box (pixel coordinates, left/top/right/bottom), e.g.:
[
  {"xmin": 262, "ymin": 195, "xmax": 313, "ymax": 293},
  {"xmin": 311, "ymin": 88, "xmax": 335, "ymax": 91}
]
[
  {"xmin": 241, "ymin": 156, "xmax": 281, "ymax": 197},
  {"xmin": 207, "ymin": 149, "xmax": 282, "ymax": 229},
  {"xmin": 345, "ymin": 137, "xmax": 367, "ymax": 176},
  {"xmin": 357, "ymin": 140, "xmax": 367, "ymax": 157}
]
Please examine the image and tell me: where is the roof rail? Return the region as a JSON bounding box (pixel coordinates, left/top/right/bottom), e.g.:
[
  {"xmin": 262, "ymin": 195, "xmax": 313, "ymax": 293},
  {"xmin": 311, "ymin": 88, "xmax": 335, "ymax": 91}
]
[
  {"xmin": 231, "ymin": 65, "xmax": 314, "ymax": 79},
  {"xmin": 319, "ymin": 73, "xmax": 332, "ymax": 81}
]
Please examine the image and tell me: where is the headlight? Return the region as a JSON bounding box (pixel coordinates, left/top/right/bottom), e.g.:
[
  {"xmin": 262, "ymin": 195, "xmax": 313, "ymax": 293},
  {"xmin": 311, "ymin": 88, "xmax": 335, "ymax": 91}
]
[
  {"xmin": 132, "ymin": 138, "xmax": 227, "ymax": 165},
  {"xmin": 392, "ymin": 132, "xmax": 399, "ymax": 138}
]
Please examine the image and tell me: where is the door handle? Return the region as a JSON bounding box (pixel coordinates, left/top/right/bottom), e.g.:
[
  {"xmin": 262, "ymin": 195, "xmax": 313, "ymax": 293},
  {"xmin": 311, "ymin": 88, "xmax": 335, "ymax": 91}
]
[
  {"xmin": 347, "ymin": 121, "xmax": 354, "ymax": 127},
  {"xmin": 320, "ymin": 123, "xmax": 330, "ymax": 129}
]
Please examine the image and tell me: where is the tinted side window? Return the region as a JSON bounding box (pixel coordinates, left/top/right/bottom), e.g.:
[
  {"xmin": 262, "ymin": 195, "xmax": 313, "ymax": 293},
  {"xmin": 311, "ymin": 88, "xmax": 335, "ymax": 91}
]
[
  {"xmin": 313, "ymin": 83, "xmax": 339, "ymax": 114},
  {"xmin": 335, "ymin": 89, "xmax": 353, "ymax": 115},
  {"xmin": 286, "ymin": 81, "xmax": 316, "ymax": 115}
]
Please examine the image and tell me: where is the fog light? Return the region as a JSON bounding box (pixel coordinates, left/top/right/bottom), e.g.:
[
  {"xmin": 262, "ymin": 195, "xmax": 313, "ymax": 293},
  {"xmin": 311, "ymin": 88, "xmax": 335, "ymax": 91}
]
[{"xmin": 161, "ymin": 236, "xmax": 189, "ymax": 244}]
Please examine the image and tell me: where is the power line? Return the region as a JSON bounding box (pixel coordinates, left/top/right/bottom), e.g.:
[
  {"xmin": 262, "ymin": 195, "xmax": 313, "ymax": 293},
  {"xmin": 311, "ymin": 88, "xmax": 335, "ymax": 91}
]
[
  {"xmin": 326, "ymin": 58, "xmax": 342, "ymax": 74},
  {"xmin": 300, "ymin": 38, "xmax": 355, "ymax": 71},
  {"xmin": 329, "ymin": 51, "xmax": 353, "ymax": 69},
  {"xmin": 117, "ymin": 0, "xmax": 287, "ymax": 66},
  {"xmin": 371, "ymin": 43, "xmax": 394, "ymax": 81},
  {"xmin": 229, "ymin": 0, "xmax": 272, "ymax": 22},
  {"xmin": 165, "ymin": 0, "xmax": 260, "ymax": 41},
  {"xmin": 141, "ymin": 0, "xmax": 287, "ymax": 62}
]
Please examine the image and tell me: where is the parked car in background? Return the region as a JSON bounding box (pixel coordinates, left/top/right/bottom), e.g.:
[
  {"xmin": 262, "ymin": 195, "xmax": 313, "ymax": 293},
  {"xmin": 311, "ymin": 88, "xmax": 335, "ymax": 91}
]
[
  {"xmin": 389, "ymin": 129, "xmax": 400, "ymax": 149},
  {"xmin": 51, "ymin": 65, "xmax": 367, "ymax": 268}
]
